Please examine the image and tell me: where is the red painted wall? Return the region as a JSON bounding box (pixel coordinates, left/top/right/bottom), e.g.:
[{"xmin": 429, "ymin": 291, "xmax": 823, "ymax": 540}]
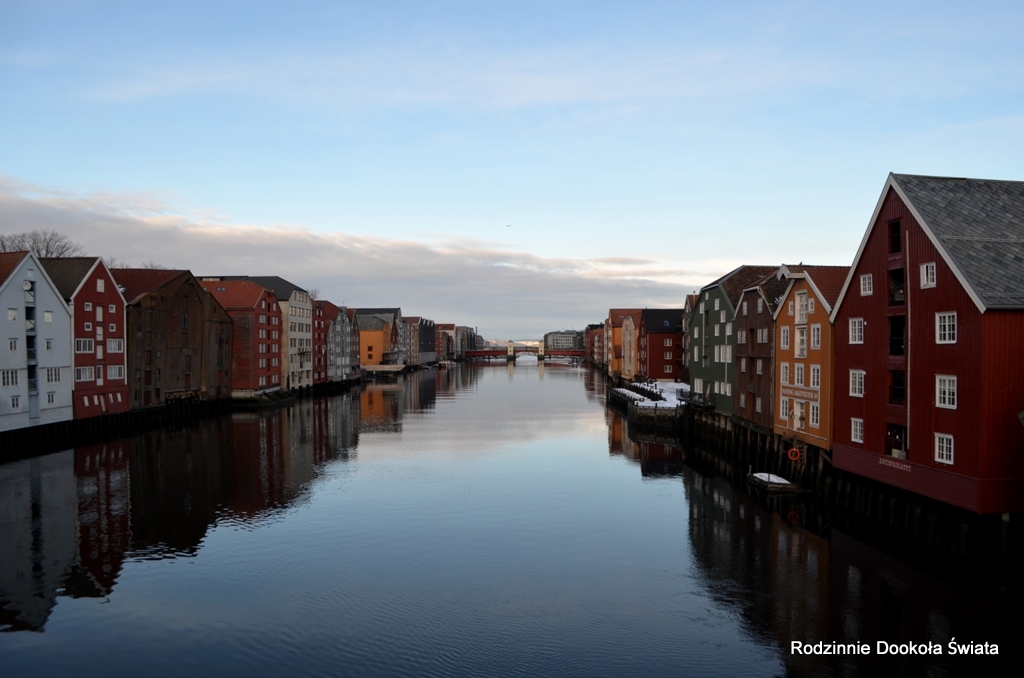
[{"xmin": 72, "ymin": 262, "xmax": 129, "ymax": 418}]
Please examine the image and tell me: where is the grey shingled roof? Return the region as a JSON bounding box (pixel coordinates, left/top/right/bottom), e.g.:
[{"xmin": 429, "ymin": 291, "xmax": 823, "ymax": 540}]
[
  {"xmin": 893, "ymin": 174, "xmax": 1024, "ymax": 309},
  {"xmin": 39, "ymin": 257, "xmax": 100, "ymax": 302}
]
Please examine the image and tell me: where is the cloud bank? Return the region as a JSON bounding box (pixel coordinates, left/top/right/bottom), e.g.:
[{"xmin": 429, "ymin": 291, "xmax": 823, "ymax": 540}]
[{"xmin": 0, "ymin": 177, "xmax": 709, "ymax": 338}]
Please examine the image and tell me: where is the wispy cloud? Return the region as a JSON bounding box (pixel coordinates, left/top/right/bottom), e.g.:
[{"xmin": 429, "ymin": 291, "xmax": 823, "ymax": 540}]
[{"xmin": 0, "ymin": 176, "xmax": 710, "ymax": 337}]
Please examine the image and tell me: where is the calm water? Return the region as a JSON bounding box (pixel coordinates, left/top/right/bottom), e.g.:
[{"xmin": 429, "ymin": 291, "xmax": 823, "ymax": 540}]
[{"xmin": 0, "ymin": 361, "xmax": 1016, "ymax": 677}]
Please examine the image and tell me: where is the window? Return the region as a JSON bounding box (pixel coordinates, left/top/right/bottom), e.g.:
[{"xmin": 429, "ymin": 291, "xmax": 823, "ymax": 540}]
[
  {"xmin": 781, "ymin": 363, "xmax": 790, "ymax": 384},
  {"xmin": 808, "ymin": 298, "xmax": 815, "ymax": 314},
  {"xmin": 84, "ymin": 302, "xmax": 93, "ymax": 311},
  {"xmin": 44, "ymin": 311, "xmax": 52, "ymax": 323},
  {"xmin": 8, "ymin": 338, "xmax": 15, "ymax": 351},
  {"xmin": 781, "ymin": 326, "xmax": 790, "ymax": 350},
  {"xmin": 45, "ymin": 339, "xmax": 53, "ymax": 350},
  {"xmin": 47, "ymin": 392, "xmax": 55, "ymax": 404},
  {"xmin": 1, "ymin": 370, "xmax": 17, "ymax": 387},
  {"xmin": 96, "ymin": 278, "xmax": 105, "ymax": 292},
  {"xmin": 75, "ymin": 366, "xmax": 95, "ymax": 382},
  {"xmin": 849, "ymin": 370, "xmax": 865, "ymax": 396},
  {"xmin": 663, "ymin": 338, "xmax": 672, "ymax": 347},
  {"xmin": 936, "ymin": 312, "xmax": 957, "ymax": 344},
  {"xmin": 10, "ymin": 395, "xmax": 19, "ymax": 409},
  {"xmin": 755, "ymin": 397, "xmax": 762, "ymax": 413},
  {"xmin": 7, "ymin": 309, "xmax": 15, "ymax": 322},
  {"xmin": 810, "ymin": 324, "xmax": 821, "ymax": 350},
  {"xmin": 663, "ymin": 351, "xmax": 672, "ymax": 359},
  {"xmin": 757, "ymin": 298, "xmax": 763, "ymax": 313},
  {"xmin": 935, "ymin": 434, "xmax": 954, "ymax": 465},
  {"xmin": 794, "ymin": 364, "xmax": 805, "ymax": 386},
  {"xmin": 75, "ymin": 338, "xmax": 94, "ymax": 353},
  {"xmin": 663, "ymin": 365, "xmax": 673, "ymax": 374},
  {"xmin": 740, "ymin": 357, "xmax": 747, "ymax": 373},
  {"xmin": 694, "ymin": 327, "xmax": 699, "ymax": 339},
  {"xmin": 921, "ymin": 262, "xmax": 936, "ymax": 288},
  {"xmin": 714, "ymin": 324, "xmax": 720, "ymax": 337},
  {"xmin": 810, "ymin": 365, "xmax": 820, "ymax": 388},
  {"xmin": 46, "ymin": 368, "xmax": 60, "ymax": 383},
  {"xmin": 796, "ymin": 292, "xmax": 808, "ymax": 323},
  {"xmin": 788, "ymin": 301, "xmax": 795, "ymax": 316},
  {"xmin": 860, "ymin": 274, "xmax": 873, "ymax": 295},
  {"xmin": 109, "ymin": 304, "xmax": 116, "ymax": 313},
  {"xmin": 780, "ymin": 397, "xmax": 789, "ymax": 419},
  {"xmin": 851, "ymin": 418, "xmax": 864, "ymax": 443},
  {"xmin": 109, "ymin": 323, "xmax": 116, "ymax": 332},
  {"xmin": 725, "ymin": 322, "xmax": 732, "ymax": 336},
  {"xmin": 714, "ymin": 299, "xmax": 719, "ymax": 311},
  {"xmin": 714, "ymin": 345, "xmax": 721, "ymax": 362},
  {"xmin": 107, "ymin": 365, "xmax": 124, "ymax": 380},
  {"xmin": 810, "ymin": 403, "xmax": 820, "ymax": 428},
  {"xmin": 795, "ymin": 327, "xmax": 807, "ymax": 358},
  {"xmin": 936, "ymin": 375, "xmax": 957, "ymax": 409},
  {"xmin": 742, "ymin": 301, "xmax": 748, "ymax": 316},
  {"xmin": 739, "ymin": 393, "xmax": 746, "ymax": 408},
  {"xmin": 725, "ymin": 382, "xmax": 732, "ymax": 396},
  {"xmin": 84, "ymin": 322, "xmax": 92, "ymax": 331},
  {"xmin": 849, "ymin": 318, "xmax": 864, "ymax": 344},
  {"xmin": 756, "ymin": 359, "xmax": 763, "ymax": 375}
]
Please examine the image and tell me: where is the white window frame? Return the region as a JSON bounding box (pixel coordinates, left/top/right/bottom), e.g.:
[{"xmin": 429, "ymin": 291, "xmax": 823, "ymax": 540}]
[
  {"xmin": 781, "ymin": 326, "xmax": 790, "ymax": 350},
  {"xmin": 74, "ymin": 366, "xmax": 95, "ymax": 382},
  {"xmin": 795, "ymin": 327, "xmax": 807, "ymax": 358},
  {"xmin": 810, "ymin": 365, "xmax": 821, "ymax": 389},
  {"xmin": 780, "ymin": 362, "xmax": 790, "ymax": 385},
  {"xmin": 1, "ymin": 370, "xmax": 17, "ymax": 387},
  {"xmin": 794, "ymin": 363, "xmax": 804, "ymax": 386},
  {"xmin": 780, "ymin": 396, "xmax": 790, "ymax": 420},
  {"xmin": 936, "ymin": 375, "xmax": 957, "ymax": 409},
  {"xmin": 936, "ymin": 312, "xmax": 957, "ymax": 344},
  {"xmin": 740, "ymin": 357, "xmax": 747, "ymax": 373},
  {"xmin": 860, "ymin": 274, "xmax": 873, "ymax": 296},
  {"xmin": 75, "ymin": 338, "xmax": 95, "ymax": 353},
  {"xmin": 849, "ymin": 370, "xmax": 865, "ymax": 397},
  {"xmin": 920, "ymin": 262, "xmax": 936, "ymax": 288},
  {"xmin": 851, "ymin": 418, "xmax": 864, "ymax": 443},
  {"xmin": 44, "ymin": 310, "xmax": 53, "ymax": 324},
  {"xmin": 810, "ymin": 403, "xmax": 820, "ymax": 428},
  {"xmin": 742, "ymin": 301, "xmax": 748, "ymax": 316},
  {"xmin": 757, "ymin": 298, "xmax": 763, "ymax": 314},
  {"xmin": 756, "ymin": 359, "xmax": 763, "ymax": 375},
  {"xmin": 755, "ymin": 397, "xmax": 762, "ymax": 413},
  {"xmin": 849, "ymin": 318, "xmax": 864, "ymax": 344},
  {"xmin": 107, "ymin": 365, "xmax": 125, "ymax": 380},
  {"xmin": 935, "ymin": 433, "xmax": 954, "ymax": 465},
  {"xmin": 810, "ymin": 324, "xmax": 821, "ymax": 350}
]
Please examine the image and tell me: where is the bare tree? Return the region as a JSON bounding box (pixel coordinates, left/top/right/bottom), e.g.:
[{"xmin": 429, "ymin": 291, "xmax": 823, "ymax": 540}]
[
  {"xmin": 104, "ymin": 256, "xmax": 129, "ymax": 269},
  {"xmin": 308, "ymin": 288, "xmax": 321, "ymax": 300},
  {"xmin": 0, "ymin": 230, "xmax": 83, "ymax": 258},
  {"xmin": 141, "ymin": 261, "xmax": 168, "ymax": 269}
]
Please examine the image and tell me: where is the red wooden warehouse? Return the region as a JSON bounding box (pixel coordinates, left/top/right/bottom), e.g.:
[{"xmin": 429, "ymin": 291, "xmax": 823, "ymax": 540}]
[
  {"xmin": 40, "ymin": 257, "xmax": 130, "ymax": 418},
  {"xmin": 831, "ymin": 173, "xmax": 1024, "ymax": 514},
  {"xmin": 205, "ymin": 280, "xmax": 282, "ymax": 398}
]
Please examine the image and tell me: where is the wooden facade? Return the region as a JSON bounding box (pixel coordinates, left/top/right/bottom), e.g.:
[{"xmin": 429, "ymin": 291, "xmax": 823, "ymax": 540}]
[
  {"xmin": 637, "ymin": 309, "xmax": 684, "ymax": 381},
  {"xmin": 114, "ymin": 269, "xmax": 232, "ymax": 409},
  {"xmin": 831, "ymin": 174, "xmax": 1024, "ymax": 513},
  {"xmin": 733, "ymin": 273, "xmax": 784, "ymax": 432},
  {"xmin": 205, "ymin": 280, "xmax": 281, "ymax": 398}
]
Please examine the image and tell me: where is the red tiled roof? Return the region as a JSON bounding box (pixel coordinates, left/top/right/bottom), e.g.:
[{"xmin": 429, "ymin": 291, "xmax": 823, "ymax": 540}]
[
  {"xmin": 318, "ymin": 299, "xmax": 339, "ymax": 321},
  {"xmin": 436, "ymin": 323, "xmax": 455, "ymax": 330},
  {"xmin": 111, "ymin": 268, "xmax": 189, "ymax": 304},
  {"xmin": 203, "ymin": 279, "xmax": 270, "ymax": 310},
  {"xmin": 403, "ymin": 316, "xmax": 420, "ymax": 323},
  {"xmin": 608, "ymin": 308, "xmax": 642, "ymax": 327},
  {"xmin": 707, "ymin": 265, "xmax": 780, "ymax": 307},
  {"xmin": 0, "ymin": 251, "xmax": 29, "ymax": 288},
  {"xmin": 800, "ymin": 265, "xmax": 851, "ymax": 306}
]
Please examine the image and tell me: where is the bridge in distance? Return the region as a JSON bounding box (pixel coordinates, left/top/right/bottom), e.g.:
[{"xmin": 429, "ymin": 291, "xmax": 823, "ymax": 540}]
[{"xmin": 464, "ymin": 341, "xmax": 584, "ymax": 361}]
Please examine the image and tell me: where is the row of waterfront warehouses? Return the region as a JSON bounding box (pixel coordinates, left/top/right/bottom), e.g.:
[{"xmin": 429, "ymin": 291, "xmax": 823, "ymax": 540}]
[
  {"xmin": 0, "ymin": 255, "xmax": 483, "ymax": 434},
  {"xmin": 583, "ymin": 173, "xmax": 1024, "ymax": 515}
]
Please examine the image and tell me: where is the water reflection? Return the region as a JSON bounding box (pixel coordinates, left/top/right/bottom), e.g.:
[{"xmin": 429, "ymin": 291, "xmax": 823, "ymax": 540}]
[{"xmin": 0, "ymin": 366, "xmax": 1017, "ymax": 678}]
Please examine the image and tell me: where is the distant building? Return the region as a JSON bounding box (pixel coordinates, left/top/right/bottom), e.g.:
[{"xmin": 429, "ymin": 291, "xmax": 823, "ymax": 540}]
[
  {"xmin": 544, "ymin": 330, "xmax": 583, "ymax": 351},
  {"xmin": 204, "ymin": 280, "xmax": 282, "ymax": 398},
  {"xmin": 113, "ymin": 269, "xmax": 232, "ymax": 408},
  {"xmin": 0, "ymin": 251, "xmax": 73, "ymax": 431},
  {"xmin": 604, "ymin": 309, "xmax": 642, "ymax": 379},
  {"xmin": 355, "ymin": 308, "xmax": 406, "ymax": 363},
  {"xmin": 40, "ymin": 257, "xmax": 130, "ymax": 419},
  {"xmin": 637, "ymin": 309, "xmax": 685, "ymax": 381}
]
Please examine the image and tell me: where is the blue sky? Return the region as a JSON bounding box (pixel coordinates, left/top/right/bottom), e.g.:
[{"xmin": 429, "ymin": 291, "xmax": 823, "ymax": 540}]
[{"xmin": 2, "ymin": 1, "xmax": 1022, "ymax": 337}]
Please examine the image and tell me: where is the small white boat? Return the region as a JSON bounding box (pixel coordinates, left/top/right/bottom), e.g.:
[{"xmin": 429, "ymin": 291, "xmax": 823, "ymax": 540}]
[{"xmin": 747, "ymin": 472, "xmax": 803, "ymax": 494}]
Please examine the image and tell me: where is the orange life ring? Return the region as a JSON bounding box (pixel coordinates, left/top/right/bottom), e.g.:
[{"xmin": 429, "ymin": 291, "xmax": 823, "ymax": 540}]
[
  {"xmin": 787, "ymin": 510, "xmax": 800, "ymax": 524},
  {"xmin": 787, "ymin": 447, "xmax": 801, "ymax": 462}
]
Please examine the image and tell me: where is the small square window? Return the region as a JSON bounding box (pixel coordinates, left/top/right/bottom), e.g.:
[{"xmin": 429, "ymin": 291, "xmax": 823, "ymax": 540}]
[{"xmin": 84, "ymin": 302, "xmax": 93, "ymax": 311}]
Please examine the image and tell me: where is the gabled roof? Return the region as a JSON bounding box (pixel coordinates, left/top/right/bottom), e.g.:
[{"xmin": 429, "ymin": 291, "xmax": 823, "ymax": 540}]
[
  {"xmin": 834, "ymin": 173, "xmax": 1024, "ymax": 317},
  {"xmin": 738, "ymin": 268, "xmax": 790, "ymax": 317},
  {"xmin": 214, "ymin": 276, "xmax": 307, "ymax": 302},
  {"xmin": 770, "ymin": 265, "xmax": 850, "ymax": 318},
  {"xmin": 607, "ymin": 308, "xmax": 642, "ymax": 328},
  {"xmin": 356, "ymin": 315, "xmax": 387, "ymax": 331},
  {"xmin": 203, "ymin": 279, "xmax": 271, "ymax": 311},
  {"xmin": 641, "ymin": 308, "xmax": 684, "ymax": 332},
  {"xmin": 38, "ymin": 257, "xmax": 101, "ymax": 301},
  {"xmin": 702, "ymin": 265, "xmax": 779, "ymax": 309},
  {"xmin": 403, "ymin": 316, "xmax": 420, "ymax": 323},
  {"xmin": 355, "ymin": 307, "xmax": 402, "ymax": 318},
  {"xmin": 0, "ymin": 251, "xmax": 29, "ymax": 288},
  {"xmin": 111, "ymin": 269, "xmax": 189, "ymax": 305},
  {"xmin": 316, "ymin": 299, "xmax": 339, "ymax": 321}
]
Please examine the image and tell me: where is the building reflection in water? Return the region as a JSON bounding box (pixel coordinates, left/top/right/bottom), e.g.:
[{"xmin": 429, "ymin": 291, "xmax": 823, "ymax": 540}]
[
  {"xmin": 606, "ymin": 409, "xmax": 682, "ymax": 477},
  {"xmin": 0, "ymin": 390, "xmax": 363, "ymax": 633}
]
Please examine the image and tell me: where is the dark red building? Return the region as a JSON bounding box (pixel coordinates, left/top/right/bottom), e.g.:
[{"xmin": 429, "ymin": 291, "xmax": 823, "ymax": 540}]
[
  {"xmin": 312, "ymin": 300, "xmax": 339, "ymax": 385},
  {"xmin": 637, "ymin": 309, "xmax": 685, "ymax": 380},
  {"xmin": 831, "ymin": 173, "xmax": 1024, "ymax": 514},
  {"xmin": 733, "ymin": 269, "xmax": 785, "ymax": 433},
  {"xmin": 205, "ymin": 280, "xmax": 282, "ymax": 397},
  {"xmin": 40, "ymin": 257, "xmax": 130, "ymax": 418}
]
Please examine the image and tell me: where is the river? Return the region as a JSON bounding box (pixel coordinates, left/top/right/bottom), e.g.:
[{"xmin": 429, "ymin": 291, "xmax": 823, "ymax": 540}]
[{"xmin": 0, "ymin": 361, "xmax": 1016, "ymax": 676}]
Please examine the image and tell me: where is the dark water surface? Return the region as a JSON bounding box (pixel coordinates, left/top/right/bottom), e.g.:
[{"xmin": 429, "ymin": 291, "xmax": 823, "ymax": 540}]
[{"xmin": 0, "ymin": 363, "xmax": 1016, "ymax": 677}]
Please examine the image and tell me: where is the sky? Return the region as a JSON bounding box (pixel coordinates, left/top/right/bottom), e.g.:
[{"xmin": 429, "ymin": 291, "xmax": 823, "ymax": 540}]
[{"xmin": 2, "ymin": 1, "xmax": 1022, "ymax": 338}]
